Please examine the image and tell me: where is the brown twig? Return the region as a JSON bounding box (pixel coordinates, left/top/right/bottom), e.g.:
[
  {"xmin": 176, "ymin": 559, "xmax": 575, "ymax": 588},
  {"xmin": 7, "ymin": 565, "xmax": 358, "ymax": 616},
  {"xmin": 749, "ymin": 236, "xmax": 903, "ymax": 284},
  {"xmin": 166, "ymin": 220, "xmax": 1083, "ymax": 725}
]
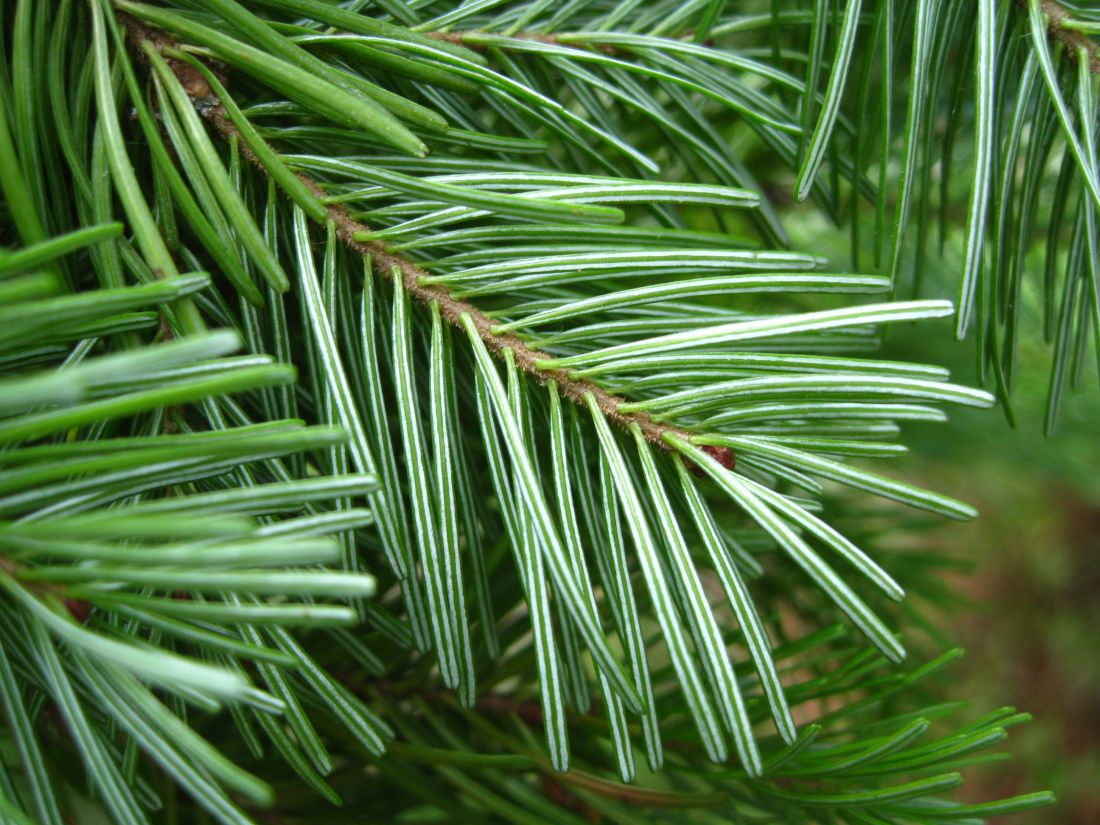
[
  {"xmin": 1030, "ymin": 0, "xmax": 1100, "ymax": 74},
  {"xmin": 217, "ymin": 128, "xmax": 698, "ymax": 451},
  {"xmin": 120, "ymin": 22, "xmax": 727, "ymax": 459}
]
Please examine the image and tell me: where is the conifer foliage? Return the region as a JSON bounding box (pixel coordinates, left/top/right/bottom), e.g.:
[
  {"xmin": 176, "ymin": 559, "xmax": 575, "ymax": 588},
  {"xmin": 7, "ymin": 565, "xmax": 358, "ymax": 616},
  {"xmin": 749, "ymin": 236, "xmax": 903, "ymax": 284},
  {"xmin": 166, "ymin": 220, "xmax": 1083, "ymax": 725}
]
[{"xmin": 0, "ymin": 0, "xmax": 1088, "ymax": 822}]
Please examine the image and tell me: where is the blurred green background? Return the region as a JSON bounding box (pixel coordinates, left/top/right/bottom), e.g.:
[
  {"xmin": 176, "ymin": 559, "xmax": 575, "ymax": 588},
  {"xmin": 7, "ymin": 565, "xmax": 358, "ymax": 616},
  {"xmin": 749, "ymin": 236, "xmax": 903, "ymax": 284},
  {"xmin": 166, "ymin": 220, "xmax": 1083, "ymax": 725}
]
[
  {"xmin": 899, "ymin": 327, "xmax": 1100, "ymax": 825},
  {"xmin": 785, "ymin": 204, "xmax": 1100, "ymax": 823}
]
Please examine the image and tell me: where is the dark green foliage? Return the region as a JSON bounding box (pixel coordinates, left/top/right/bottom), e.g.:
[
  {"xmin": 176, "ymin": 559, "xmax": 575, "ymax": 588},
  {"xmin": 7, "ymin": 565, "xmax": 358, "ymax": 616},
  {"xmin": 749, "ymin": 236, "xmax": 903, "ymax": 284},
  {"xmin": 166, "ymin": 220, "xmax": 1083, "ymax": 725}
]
[{"xmin": 1, "ymin": 0, "xmax": 1086, "ymax": 822}]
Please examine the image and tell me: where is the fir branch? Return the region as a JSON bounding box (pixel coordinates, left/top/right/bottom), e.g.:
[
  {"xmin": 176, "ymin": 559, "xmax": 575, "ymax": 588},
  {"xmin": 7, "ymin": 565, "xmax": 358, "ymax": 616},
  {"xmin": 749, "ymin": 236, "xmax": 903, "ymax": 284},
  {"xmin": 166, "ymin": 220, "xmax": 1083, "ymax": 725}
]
[
  {"xmin": 0, "ymin": 2, "xmax": 1067, "ymax": 821},
  {"xmin": 123, "ymin": 18, "xmax": 711, "ymax": 458}
]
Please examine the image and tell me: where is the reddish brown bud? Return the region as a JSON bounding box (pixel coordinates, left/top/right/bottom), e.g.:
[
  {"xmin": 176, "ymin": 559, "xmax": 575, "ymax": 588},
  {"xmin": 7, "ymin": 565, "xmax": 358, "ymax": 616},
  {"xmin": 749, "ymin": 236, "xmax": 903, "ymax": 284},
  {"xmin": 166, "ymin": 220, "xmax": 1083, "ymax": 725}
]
[
  {"xmin": 688, "ymin": 444, "xmax": 736, "ymax": 478},
  {"xmin": 64, "ymin": 599, "xmax": 92, "ymax": 623}
]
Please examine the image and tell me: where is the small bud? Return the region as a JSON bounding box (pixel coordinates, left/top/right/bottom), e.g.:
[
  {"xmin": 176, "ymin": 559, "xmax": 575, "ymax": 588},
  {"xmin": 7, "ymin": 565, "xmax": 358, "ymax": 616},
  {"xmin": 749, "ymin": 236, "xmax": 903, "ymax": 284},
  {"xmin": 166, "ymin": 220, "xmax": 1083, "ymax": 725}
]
[
  {"xmin": 64, "ymin": 599, "xmax": 92, "ymax": 623},
  {"xmin": 688, "ymin": 444, "xmax": 735, "ymax": 478}
]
